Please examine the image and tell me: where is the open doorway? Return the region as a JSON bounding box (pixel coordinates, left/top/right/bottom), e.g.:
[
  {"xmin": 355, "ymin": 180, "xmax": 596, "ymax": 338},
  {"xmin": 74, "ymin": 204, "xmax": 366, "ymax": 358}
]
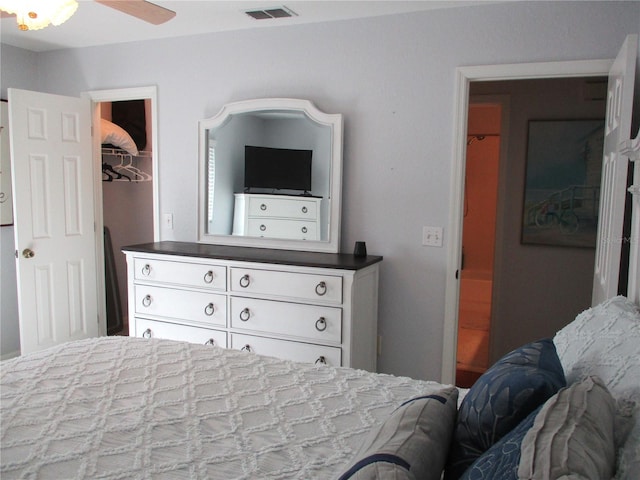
[
  {"xmin": 442, "ymin": 60, "xmax": 612, "ymax": 385},
  {"xmin": 99, "ymin": 99, "xmax": 154, "ymax": 335},
  {"xmin": 456, "ymin": 101, "xmax": 502, "ymax": 387},
  {"xmin": 89, "ymin": 86, "xmax": 159, "ymax": 337},
  {"xmin": 456, "ymin": 78, "xmax": 608, "ymax": 388}
]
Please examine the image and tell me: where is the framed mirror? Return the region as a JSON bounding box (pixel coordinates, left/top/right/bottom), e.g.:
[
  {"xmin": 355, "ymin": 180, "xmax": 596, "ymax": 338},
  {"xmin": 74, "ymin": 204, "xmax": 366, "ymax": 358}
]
[{"xmin": 198, "ymin": 98, "xmax": 343, "ymax": 253}]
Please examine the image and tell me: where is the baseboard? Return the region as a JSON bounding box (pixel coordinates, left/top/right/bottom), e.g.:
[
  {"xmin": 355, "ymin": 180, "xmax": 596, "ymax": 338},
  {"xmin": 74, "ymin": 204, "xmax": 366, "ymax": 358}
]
[{"xmin": 1, "ymin": 350, "xmax": 21, "ymax": 361}]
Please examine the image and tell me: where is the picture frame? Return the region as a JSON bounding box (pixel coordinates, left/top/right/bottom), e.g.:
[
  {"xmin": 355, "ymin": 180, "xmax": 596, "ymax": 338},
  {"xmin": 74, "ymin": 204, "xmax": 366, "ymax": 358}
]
[
  {"xmin": 521, "ymin": 119, "xmax": 604, "ymax": 248},
  {"xmin": 1, "ymin": 100, "xmax": 14, "ymax": 227}
]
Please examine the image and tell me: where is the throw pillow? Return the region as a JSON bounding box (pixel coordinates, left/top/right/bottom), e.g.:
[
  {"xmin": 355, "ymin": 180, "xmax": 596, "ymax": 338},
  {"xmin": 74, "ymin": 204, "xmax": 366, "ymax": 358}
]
[
  {"xmin": 459, "ymin": 406, "xmax": 542, "ymax": 480},
  {"xmin": 553, "ymin": 295, "xmax": 640, "ymax": 401},
  {"xmin": 338, "ymin": 386, "xmax": 459, "ymax": 480},
  {"xmin": 517, "ymin": 375, "xmax": 616, "ymax": 480},
  {"xmin": 100, "ymin": 118, "xmax": 139, "ymax": 155},
  {"xmin": 444, "ymin": 338, "xmax": 565, "ymax": 479}
]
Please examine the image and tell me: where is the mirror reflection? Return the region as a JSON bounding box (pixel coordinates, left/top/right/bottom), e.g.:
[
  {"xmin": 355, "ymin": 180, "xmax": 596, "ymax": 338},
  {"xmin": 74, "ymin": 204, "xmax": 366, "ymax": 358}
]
[{"xmin": 198, "ymin": 99, "xmax": 342, "ymax": 253}]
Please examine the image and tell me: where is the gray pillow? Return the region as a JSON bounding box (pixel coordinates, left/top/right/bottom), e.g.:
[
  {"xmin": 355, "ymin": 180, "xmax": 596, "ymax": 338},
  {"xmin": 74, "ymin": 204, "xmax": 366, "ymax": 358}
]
[
  {"xmin": 338, "ymin": 386, "xmax": 459, "ymax": 480},
  {"xmin": 517, "ymin": 375, "xmax": 616, "ymax": 479}
]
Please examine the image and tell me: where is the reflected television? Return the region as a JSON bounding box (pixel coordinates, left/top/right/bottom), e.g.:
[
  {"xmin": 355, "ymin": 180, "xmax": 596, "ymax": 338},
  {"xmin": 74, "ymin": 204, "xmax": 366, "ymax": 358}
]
[{"xmin": 244, "ymin": 145, "xmax": 312, "ymax": 193}]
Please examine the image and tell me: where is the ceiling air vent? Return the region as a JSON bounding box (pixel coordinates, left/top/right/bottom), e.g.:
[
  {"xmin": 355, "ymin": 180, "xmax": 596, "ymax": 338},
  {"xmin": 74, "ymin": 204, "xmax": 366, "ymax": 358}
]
[{"xmin": 245, "ymin": 6, "xmax": 296, "ymax": 20}]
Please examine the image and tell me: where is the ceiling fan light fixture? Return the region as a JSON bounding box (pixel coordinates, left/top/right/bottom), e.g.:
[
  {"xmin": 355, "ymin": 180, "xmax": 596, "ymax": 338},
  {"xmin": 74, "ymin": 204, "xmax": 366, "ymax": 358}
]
[{"xmin": 0, "ymin": 0, "xmax": 78, "ymax": 31}]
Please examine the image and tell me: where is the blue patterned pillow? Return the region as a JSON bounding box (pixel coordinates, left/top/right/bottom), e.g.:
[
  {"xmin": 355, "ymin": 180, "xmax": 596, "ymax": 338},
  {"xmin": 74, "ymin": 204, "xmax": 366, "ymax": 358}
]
[
  {"xmin": 444, "ymin": 339, "xmax": 565, "ymax": 480},
  {"xmin": 459, "ymin": 406, "xmax": 541, "ymax": 480}
]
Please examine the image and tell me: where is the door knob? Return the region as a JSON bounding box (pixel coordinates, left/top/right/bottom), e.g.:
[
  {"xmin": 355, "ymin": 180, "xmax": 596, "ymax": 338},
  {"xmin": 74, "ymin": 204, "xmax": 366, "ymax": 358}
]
[{"xmin": 22, "ymin": 248, "xmax": 35, "ymax": 259}]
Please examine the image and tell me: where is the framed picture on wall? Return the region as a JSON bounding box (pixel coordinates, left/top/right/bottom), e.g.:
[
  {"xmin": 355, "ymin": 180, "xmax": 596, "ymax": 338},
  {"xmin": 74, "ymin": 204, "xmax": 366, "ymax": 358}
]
[
  {"xmin": 521, "ymin": 119, "xmax": 605, "ymax": 248},
  {"xmin": 1, "ymin": 100, "xmax": 14, "ymax": 226}
]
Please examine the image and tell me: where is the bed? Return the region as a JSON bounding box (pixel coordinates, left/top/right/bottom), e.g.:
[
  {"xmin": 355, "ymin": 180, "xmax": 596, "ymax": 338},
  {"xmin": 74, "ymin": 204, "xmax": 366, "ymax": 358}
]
[
  {"xmin": 0, "ymin": 336, "xmax": 457, "ymax": 479},
  {"xmin": 1, "ymin": 296, "xmax": 639, "ymax": 480}
]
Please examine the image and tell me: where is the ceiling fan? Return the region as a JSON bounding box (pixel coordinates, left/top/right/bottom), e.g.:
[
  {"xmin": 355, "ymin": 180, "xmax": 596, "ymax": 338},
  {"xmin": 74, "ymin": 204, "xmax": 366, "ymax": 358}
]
[
  {"xmin": 0, "ymin": 0, "xmax": 175, "ymax": 29},
  {"xmin": 95, "ymin": 0, "xmax": 176, "ymax": 25}
]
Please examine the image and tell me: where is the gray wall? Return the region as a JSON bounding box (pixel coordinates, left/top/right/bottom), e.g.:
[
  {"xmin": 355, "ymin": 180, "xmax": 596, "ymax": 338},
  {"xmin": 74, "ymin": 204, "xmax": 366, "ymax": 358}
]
[
  {"xmin": 0, "ymin": 46, "xmax": 39, "ymax": 359},
  {"xmin": 1, "ymin": 1, "xmax": 639, "ymax": 378}
]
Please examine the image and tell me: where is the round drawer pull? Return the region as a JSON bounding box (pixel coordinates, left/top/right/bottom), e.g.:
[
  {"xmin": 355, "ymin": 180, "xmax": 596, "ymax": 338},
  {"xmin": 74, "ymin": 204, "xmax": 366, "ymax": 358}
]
[
  {"xmin": 260, "ymin": 203, "xmax": 267, "ymax": 211},
  {"xmin": 142, "ymin": 328, "xmax": 152, "ymax": 338},
  {"xmin": 239, "ymin": 274, "xmax": 251, "ymax": 288},
  {"xmin": 315, "ymin": 356, "xmax": 327, "ymax": 365},
  {"xmin": 204, "ymin": 338, "xmax": 215, "ymax": 346},
  {"xmin": 240, "ymin": 308, "xmax": 251, "ymax": 322},
  {"xmin": 203, "ymin": 270, "xmax": 214, "ymax": 284},
  {"xmin": 260, "ymin": 224, "xmax": 266, "ymax": 232},
  {"xmin": 301, "ymin": 206, "xmax": 308, "ymax": 214},
  {"xmin": 141, "ymin": 264, "xmax": 151, "ymax": 276},
  {"xmin": 204, "ymin": 303, "xmax": 215, "ymax": 316},
  {"xmin": 315, "ymin": 317, "xmax": 327, "ymax": 332},
  {"xmin": 301, "ymin": 226, "xmax": 308, "ymax": 234},
  {"xmin": 142, "ymin": 294, "xmax": 152, "ymax": 307},
  {"xmin": 315, "ymin": 281, "xmax": 327, "ymax": 296},
  {"xmin": 241, "ymin": 344, "xmax": 252, "ymax": 352}
]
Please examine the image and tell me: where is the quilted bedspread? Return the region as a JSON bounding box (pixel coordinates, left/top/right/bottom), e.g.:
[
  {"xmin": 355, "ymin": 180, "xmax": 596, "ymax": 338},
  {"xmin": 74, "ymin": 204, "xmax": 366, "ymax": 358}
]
[{"xmin": 1, "ymin": 336, "xmax": 447, "ymax": 479}]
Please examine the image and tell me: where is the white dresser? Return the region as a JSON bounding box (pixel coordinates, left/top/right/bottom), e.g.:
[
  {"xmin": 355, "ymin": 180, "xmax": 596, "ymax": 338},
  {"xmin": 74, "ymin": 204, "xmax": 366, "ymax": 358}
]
[
  {"xmin": 232, "ymin": 194, "xmax": 322, "ymax": 241},
  {"xmin": 123, "ymin": 242, "xmax": 382, "ymax": 371}
]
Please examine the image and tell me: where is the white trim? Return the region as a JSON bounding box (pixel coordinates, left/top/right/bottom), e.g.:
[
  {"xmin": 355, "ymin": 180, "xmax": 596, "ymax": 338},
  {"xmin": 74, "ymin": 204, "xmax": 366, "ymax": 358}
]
[
  {"xmin": 1, "ymin": 350, "xmax": 21, "ymax": 361},
  {"xmin": 441, "ymin": 59, "xmax": 613, "ymax": 384},
  {"xmin": 622, "ymin": 133, "xmax": 640, "ymax": 305}
]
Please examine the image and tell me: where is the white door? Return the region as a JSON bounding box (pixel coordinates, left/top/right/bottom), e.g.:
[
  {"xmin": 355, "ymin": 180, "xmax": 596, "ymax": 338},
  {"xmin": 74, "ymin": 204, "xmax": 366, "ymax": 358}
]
[
  {"xmin": 592, "ymin": 34, "xmax": 638, "ymax": 306},
  {"xmin": 9, "ymin": 88, "xmax": 100, "ymax": 354}
]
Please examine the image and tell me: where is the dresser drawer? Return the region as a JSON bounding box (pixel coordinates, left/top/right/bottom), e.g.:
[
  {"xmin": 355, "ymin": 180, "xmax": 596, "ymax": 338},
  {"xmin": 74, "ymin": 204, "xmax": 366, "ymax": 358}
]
[
  {"xmin": 134, "ymin": 285, "xmax": 226, "ymax": 326},
  {"xmin": 230, "ymin": 297, "xmax": 342, "ymax": 343},
  {"xmin": 248, "ymin": 196, "xmax": 319, "ymax": 219},
  {"xmin": 231, "ymin": 333, "xmax": 341, "ymax": 366},
  {"xmin": 230, "ymin": 268, "xmax": 342, "ymax": 304},
  {"xmin": 247, "ymin": 218, "xmax": 318, "ymax": 240},
  {"xmin": 135, "ymin": 318, "xmax": 227, "ymax": 347},
  {"xmin": 134, "ymin": 258, "xmax": 226, "ymax": 290}
]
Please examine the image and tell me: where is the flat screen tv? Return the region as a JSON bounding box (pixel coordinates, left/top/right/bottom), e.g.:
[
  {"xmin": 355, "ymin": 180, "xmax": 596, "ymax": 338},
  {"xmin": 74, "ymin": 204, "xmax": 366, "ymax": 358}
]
[{"xmin": 244, "ymin": 145, "xmax": 312, "ymax": 193}]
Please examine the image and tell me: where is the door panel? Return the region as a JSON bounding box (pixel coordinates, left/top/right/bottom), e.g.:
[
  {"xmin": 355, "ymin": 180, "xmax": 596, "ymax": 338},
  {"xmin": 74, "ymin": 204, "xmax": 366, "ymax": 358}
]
[
  {"xmin": 9, "ymin": 88, "xmax": 99, "ymax": 354},
  {"xmin": 592, "ymin": 34, "xmax": 638, "ymax": 305}
]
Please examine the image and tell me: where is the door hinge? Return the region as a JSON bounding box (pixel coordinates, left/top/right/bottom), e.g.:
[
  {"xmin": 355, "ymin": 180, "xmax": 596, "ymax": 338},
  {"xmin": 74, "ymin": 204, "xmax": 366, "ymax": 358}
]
[{"xmin": 14, "ymin": 249, "xmax": 18, "ymax": 259}]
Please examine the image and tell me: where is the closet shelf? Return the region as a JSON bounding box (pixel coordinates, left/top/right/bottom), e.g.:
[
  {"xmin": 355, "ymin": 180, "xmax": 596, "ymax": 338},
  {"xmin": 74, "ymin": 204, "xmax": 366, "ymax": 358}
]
[{"xmin": 101, "ymin": 147, "xmax": 152, "ymax": 158}]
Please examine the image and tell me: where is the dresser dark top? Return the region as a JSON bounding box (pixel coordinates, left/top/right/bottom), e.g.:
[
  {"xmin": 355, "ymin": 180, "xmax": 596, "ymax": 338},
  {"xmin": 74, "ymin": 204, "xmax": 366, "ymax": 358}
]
[{"xmin": 122, "ymin": 241, "xmax": 382, "ymax": 271}]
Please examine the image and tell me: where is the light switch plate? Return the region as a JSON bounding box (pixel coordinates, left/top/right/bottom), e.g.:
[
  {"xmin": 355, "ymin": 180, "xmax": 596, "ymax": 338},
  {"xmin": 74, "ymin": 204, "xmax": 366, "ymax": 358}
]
[
  {"xmin": 163, "ymin": 213, "xmax": 173, "ymax": 230},
  {"xmin": 423, "ymin": 226, "xmax": 443, "ymax": 247}
]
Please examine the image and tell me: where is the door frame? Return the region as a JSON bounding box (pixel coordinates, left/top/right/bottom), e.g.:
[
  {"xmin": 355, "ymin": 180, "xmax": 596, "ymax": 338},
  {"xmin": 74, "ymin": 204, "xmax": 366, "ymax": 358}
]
[
  {"xmin": 441, "ymin": 59, "xmax": 613, "ymax": 384},
  {"xmin": 85, "ymin": 86, "xmax": 159, "ymax": 335}
]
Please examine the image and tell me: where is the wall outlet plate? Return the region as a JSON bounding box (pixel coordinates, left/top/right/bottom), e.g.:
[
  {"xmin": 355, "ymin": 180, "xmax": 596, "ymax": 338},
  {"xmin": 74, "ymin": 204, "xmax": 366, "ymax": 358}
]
[{"xmin": 423, "ymin": 226, "xmax": 443, "ymax": 247}]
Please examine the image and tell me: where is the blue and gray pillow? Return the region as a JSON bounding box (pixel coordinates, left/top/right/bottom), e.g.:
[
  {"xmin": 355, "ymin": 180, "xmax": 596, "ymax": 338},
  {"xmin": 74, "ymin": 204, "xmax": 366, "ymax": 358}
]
[
  {"xmin": 444, "ymin": 338, "xmax": 565, "ymax": 480},
  {"xmin": 338, "ymin": 386, "xmax": 459, "ymax": 480}
]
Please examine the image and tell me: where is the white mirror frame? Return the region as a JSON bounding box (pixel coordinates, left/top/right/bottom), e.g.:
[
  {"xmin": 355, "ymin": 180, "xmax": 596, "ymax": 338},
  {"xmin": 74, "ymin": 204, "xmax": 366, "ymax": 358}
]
[{"xmin": 197, "ymin": 98, "xmax": 343, "ymax": 253}]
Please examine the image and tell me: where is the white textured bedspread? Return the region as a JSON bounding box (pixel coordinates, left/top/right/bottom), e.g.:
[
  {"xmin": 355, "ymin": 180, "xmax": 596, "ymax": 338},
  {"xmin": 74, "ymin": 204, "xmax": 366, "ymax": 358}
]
[{"xmin": 1, "ymin": 337, "xmax": 447, "ymax": 479}]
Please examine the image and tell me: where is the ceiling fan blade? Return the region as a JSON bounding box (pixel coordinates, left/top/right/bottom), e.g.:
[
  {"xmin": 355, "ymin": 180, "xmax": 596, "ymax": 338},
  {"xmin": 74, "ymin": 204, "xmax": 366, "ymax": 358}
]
[{"xmin": 95, "ymin": 0, "xmax": 175, "ymax": 25}]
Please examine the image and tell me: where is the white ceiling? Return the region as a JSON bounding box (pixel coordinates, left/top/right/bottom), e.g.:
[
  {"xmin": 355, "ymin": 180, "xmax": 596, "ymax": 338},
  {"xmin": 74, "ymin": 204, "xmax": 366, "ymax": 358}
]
[{"xmin": 0, "ymin": 0, "xmax": 483, "ymax": 53}]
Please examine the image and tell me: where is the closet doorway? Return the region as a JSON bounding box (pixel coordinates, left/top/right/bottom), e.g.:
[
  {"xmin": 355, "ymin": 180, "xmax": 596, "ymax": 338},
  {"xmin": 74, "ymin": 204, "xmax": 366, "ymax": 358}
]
[{"xmin": 89, "ymin": 87, "xmax": 159, "ymax": 336}]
